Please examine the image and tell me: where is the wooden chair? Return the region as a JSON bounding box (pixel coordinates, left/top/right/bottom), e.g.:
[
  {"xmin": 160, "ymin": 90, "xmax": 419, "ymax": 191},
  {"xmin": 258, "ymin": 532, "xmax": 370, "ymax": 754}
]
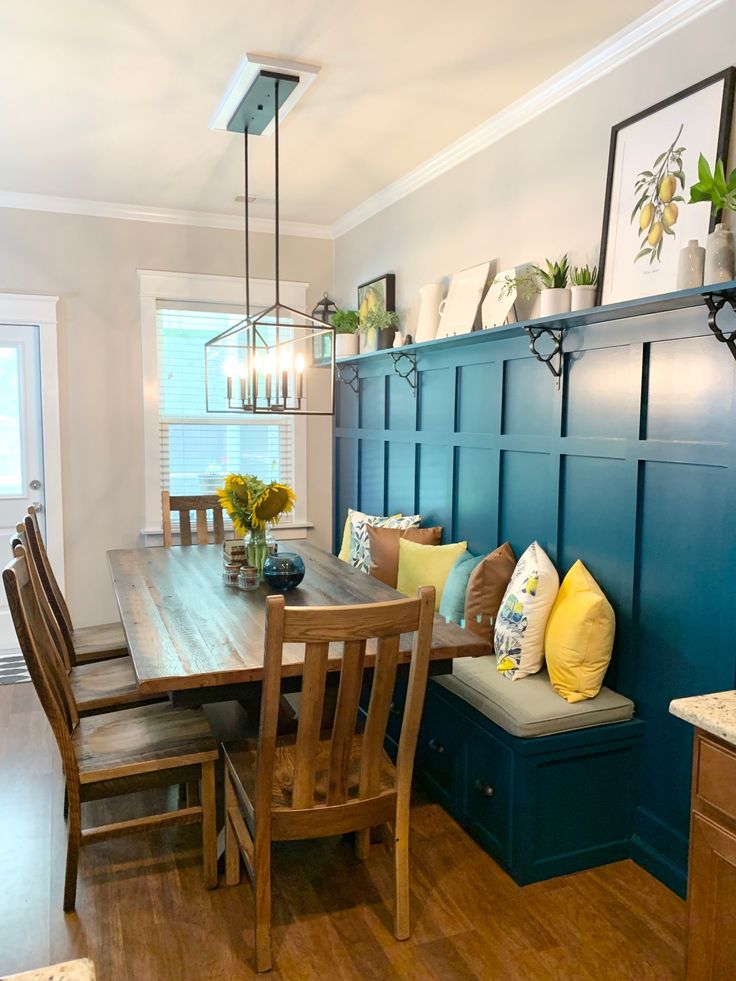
[
  {"xmin": 22, "ymin": 507, "xmax": 128, "ymax": 665},
  {"xmin": 15, "ymin": 523, "xmax": 164, "ymax": 716},
  {"xmin": 161, "ymin": 491, "xmax": 225, "ymax": 547},
  {"xmin": 223, "ymin": 587, "xmax": 436, "ymax": 972},
  {"xmin": 2, "ymin": 547, "xmax": 219, "ymax": 912}
]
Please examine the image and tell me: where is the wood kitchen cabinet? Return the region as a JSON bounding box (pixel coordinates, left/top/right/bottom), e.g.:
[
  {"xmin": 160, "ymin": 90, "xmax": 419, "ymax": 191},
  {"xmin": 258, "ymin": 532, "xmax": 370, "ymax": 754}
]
[{"xmin": 686, "ymin": 729, "xmax": 736, "ymax": 981}]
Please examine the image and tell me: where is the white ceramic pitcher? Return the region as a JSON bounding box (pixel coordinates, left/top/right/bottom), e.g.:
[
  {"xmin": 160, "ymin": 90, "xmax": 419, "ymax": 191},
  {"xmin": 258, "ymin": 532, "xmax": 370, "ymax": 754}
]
[{"xmin": 415, "ymin": 283, "xmax": 442, "ymax": 343}]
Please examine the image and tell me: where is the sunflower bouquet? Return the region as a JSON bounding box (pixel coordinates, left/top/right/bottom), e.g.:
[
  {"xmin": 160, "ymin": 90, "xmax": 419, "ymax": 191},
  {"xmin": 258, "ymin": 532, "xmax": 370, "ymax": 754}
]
[{"xmin": 217, "ymin": 473, "xmax": 295, "ymax": 576}]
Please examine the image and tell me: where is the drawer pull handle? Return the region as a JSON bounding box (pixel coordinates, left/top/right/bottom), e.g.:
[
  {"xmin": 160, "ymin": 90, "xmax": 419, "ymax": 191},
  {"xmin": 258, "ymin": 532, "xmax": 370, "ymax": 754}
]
[
  {"xmin": 389, "ymin": 702, "xmax": 401, "ymax": 716},
  {"xmin": 427, "ymin": 738, "xmax": 445, "ymax": 754},
  {"xmin": 474, "ymin": 779, "xmax": 494, "ymax": 798}
]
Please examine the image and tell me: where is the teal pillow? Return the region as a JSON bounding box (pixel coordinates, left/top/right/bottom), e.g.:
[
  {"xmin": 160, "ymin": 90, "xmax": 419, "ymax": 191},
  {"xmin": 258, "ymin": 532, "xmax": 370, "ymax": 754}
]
[{"xmin": 439, "ymin": 552, "xmax": 483, "ymax": 624}]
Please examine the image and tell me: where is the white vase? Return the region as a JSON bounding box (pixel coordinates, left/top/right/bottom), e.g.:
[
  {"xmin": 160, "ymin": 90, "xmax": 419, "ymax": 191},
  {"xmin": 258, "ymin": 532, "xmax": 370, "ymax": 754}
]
[
  {"xmin": 335, "ymin": 333, "xmax": 359, "ymax": 359},
  {"xmin": 676, "ymin": 239, "xmax": 705, "ymax": 290},
  {"xmin": 704, "ymin": 223, "xmax": 735, "ymax": 285},
  {"xmin": 415, "ymin": 283, "xmax": 442, "ymax": 343},
  {"xmin": 540, "ymin": 288, "xmax": 571, "ymax": 317},
  {"xmin": 570, "ymin": 285, "xmax": 597, "ymax": 312}
]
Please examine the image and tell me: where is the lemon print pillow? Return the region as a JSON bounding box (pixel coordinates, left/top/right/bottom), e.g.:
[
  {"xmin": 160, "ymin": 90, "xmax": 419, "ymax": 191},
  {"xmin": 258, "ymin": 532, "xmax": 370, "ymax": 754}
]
[{"xmin": 494, "ymin": 542, "xmax": 559, "ymax": 680}]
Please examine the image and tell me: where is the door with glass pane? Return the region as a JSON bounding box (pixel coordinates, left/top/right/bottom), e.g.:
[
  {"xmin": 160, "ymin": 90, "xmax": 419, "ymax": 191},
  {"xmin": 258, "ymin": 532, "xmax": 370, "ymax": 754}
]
[{"xmin": 0, "ymin": 324, "xmax": 45, "ymax": 649}]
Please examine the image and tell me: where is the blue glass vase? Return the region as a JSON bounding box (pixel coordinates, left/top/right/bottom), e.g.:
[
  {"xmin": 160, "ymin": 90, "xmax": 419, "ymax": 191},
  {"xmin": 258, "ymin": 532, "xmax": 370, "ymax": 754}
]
[{"xmin": 262, "ymin": 552, "xmax": 305, "ymax": 592}]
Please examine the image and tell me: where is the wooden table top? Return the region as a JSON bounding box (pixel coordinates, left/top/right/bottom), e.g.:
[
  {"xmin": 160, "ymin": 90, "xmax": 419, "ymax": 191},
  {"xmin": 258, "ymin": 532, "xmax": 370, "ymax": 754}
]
[{"xmin": 108, "ymin": 542, "xmax": 491, "ymax": 695}]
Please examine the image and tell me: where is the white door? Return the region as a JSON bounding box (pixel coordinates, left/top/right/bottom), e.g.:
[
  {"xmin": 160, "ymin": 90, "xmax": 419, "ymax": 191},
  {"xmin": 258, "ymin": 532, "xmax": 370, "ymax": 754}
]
[{"xmin": 0, "ymin": 323, "xmax": 45, "ymax": 649}]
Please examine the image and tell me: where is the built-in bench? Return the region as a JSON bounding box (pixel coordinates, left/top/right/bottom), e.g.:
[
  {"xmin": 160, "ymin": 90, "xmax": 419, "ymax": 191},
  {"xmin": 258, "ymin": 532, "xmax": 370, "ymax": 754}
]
[{"xmin": 381, "ymin": 659, "xmax": 644, "ymax": 886}]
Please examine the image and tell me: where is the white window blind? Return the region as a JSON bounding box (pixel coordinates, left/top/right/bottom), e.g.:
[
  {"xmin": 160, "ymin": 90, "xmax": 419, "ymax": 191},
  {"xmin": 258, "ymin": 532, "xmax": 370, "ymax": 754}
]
[{"xmin": 156, "ymin": 307, "xmax": 295, "ymax": 520}]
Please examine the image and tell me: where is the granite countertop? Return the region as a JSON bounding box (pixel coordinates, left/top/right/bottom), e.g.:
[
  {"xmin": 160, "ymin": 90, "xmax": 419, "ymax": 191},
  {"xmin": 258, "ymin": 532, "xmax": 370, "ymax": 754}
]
[
  {"xmin": 2, "ymin": 959, "xmax": 95, "ymax": 981},
  {"xmin": 670, "ymin": 690, "xmax": 736, "ymax": 746}
]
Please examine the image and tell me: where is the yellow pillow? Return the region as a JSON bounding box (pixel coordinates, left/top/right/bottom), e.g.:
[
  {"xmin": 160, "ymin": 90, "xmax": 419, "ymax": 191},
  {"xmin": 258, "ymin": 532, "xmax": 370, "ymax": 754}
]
[
  {"xmin": 544, "ymin": 560, "xmax": 615, "ymax": 703},
  {"xmin": 397, "ymin": 538, "xmax": 467, "ymax": 605},
  {"xmin": 337, "ymin": 510, "xmax": 401, "ymax": 563}
]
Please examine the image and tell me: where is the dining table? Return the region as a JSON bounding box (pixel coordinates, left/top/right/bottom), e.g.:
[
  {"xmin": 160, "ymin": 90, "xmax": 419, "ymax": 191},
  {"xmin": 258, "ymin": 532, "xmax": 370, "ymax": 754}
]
[{"xmin": 108, "ymin": 540, "xmax": 492, "ymax": 706}]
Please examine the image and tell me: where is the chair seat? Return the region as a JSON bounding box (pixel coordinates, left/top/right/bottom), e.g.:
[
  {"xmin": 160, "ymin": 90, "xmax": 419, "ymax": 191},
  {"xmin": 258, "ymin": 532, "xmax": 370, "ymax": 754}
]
[
  {"xmin": 224, "ymin": 732, "xmax": 396, "ymax": 814},
  {"xmin": 72, "ymin": 621, "xmax": 128, "ymax": 663},
  {"xmin": 74, "ymin": 703, "xmax": 218, "ymax": 784},
  {"xmin": 70, "ymin": 656, "xmax": 162, "ymax": 713}
]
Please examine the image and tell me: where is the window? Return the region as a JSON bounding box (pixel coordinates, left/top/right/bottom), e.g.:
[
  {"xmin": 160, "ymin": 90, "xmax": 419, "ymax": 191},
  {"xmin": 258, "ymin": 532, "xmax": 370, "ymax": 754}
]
[
  {"xmin": 139, "ymin": 271, "xmax": 309, "ymax": 537},
  {"xmin": 157, "ymin": 308, "xmax": 294, "ymax": 503}
]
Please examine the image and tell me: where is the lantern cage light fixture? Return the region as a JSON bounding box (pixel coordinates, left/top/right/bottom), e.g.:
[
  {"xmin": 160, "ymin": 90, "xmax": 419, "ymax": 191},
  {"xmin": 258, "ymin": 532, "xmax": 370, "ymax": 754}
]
[{"xmin": 205, "ymin": 64, "xmax": 335, "ymax": 416}]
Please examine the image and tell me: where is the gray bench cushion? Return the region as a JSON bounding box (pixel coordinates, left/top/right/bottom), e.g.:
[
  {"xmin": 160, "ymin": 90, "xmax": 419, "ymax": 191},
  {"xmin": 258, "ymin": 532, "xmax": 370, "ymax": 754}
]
[{"xmin": 435, "ymin": 657, "xmax": 634, "ymax": 738}]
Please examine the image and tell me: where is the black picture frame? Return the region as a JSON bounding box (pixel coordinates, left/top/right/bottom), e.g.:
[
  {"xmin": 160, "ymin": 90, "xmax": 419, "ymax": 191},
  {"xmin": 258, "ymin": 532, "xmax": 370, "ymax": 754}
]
[
  {"xmin": 597, "ymin": 67, "xmax": 736, "ymax": 306},
  {"xmin": 357, "ymin": 273, "xmax": 396, "ymax": 314}
]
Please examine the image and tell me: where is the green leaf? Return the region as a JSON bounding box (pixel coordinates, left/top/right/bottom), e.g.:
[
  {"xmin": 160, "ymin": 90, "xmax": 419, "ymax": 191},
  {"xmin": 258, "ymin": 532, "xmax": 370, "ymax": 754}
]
[
  {"xmin": 671, "ymin": 195, "xmax": 685, "ymax": 203},
  {"xmin": 664, "ymin": 224, "xmax": 675, "ymax": 236},
  {"xmin": 637, "ymin": 170, "xmax": 654, "ymax": 179},
  {"xmin": 630, "ymin": 190, "xmax": 649, "ymax": 223},
  {"xmin": 714, "ymin": 159, "xmax": 728, "ymax": 196},
  {"xmin": 673, "ymin": 170, "xmax": 686, "ymax": 188},
  {"xmin": 653, "ymin": 151, "xmax": 667, "ymax": 168},
  {"xmin": 698, "ymin": 153, "xmax": 713, "ymax": 184},
  {"xmin": 634, "ymin": 247, "xmax": 652, "ymax": 263}
]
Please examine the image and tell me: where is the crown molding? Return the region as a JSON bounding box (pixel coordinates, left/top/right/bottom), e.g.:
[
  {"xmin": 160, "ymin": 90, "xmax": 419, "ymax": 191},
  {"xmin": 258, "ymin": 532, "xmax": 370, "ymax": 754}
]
[
  {"xmin": 0, "ymin": 189, "xmax": 333, "ymax": 239},
  {"xmin": 331, "ymin": 0, "xmax": 727, "ymax": 239}
]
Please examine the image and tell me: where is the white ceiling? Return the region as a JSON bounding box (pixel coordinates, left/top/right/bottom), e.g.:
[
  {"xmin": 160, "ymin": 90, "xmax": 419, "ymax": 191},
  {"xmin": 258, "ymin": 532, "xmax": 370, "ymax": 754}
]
[{"xmin": 0, "ymin": 0, "xmax": 663, "ymax": 226}]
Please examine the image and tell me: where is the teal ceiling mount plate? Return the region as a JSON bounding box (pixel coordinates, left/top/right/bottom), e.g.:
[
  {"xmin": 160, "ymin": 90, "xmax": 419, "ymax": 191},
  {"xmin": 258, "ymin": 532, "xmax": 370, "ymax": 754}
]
[{"xmin": 226, "ymin": 71, "xmax": 299, "ymax": 136}]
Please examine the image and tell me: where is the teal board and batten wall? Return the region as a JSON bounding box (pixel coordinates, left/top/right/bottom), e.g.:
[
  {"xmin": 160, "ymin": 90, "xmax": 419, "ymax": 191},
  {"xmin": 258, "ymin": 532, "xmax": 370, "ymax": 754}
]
[{"xmin": 333, "ymin": 306, "xmax": 736, "ymax": 895}]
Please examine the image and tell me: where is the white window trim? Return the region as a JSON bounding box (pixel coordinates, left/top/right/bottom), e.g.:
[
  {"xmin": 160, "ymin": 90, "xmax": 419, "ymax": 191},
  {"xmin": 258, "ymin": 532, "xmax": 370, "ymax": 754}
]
[
  {"xmin": 138, "ymin": 269, "xmax": 310, "ymax": 541},
  {"xmin": 0, "ymin": 292, "xmax": 64, "ymax": 589}
]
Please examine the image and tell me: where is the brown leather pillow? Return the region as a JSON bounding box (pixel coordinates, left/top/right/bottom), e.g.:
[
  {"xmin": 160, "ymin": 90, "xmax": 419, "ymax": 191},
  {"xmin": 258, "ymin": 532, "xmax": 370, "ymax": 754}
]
[
  {"xmin": 367, "ymin": 525, "xmax": 443, "ymax": 587},
  {"xmin": 464, "ymin": 542, "xmax": 517, "ymax": 638}
]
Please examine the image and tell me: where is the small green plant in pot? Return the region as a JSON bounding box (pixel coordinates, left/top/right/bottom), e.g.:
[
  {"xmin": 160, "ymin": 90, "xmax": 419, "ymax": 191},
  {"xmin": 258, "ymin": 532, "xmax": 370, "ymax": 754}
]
[
  {"xmin": 535, "ymin": 255, "xmax": 571, "ymax": 317},
  {"xmin": 688, "ymin": 154, "xmax": 735, "ymax": 284},
  {"xmin": 332, "ymin": 309, "xmax": 361, "ymax": 358},
  {"xmin": 569, "ymin": 264, "xmax": 599, "ymax": 311},
  {"xmin": 360, "ymin": 307, "xmax": 399, "ymax": 353}
]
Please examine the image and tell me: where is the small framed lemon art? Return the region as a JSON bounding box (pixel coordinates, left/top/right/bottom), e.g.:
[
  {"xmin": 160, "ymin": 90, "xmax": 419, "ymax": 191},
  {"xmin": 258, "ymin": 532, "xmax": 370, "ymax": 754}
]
[{"xmin": 598, "ymin": 67, "xmax": 735, "ymax": 306}]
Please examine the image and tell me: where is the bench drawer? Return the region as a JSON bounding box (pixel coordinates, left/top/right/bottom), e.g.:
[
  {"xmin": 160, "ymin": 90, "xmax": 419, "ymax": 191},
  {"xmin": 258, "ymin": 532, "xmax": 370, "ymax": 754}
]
[
  {"xmin": 416, "ymin": 686, "xmax": 463, "ymax": 805},
  {"xmin": 463, "ymin": 723, "xmax": 513, "ymax": 864}
]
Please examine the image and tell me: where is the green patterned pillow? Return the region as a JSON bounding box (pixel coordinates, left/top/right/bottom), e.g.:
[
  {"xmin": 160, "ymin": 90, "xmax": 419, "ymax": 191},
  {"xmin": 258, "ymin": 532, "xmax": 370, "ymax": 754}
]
[{"xmin": 349, "ymin": 509, "xmax": 422, "ymax": 573}]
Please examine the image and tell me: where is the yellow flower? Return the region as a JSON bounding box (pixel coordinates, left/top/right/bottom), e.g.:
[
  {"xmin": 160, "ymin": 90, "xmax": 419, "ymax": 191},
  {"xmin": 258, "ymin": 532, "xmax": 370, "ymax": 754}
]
[{"xmin": 251, "ymin": 483, "xmax": 296, "ymax": 528}]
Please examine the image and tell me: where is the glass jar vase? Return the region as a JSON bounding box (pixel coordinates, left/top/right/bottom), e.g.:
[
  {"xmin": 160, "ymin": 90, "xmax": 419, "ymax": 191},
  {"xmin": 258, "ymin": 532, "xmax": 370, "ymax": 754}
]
[{"xmin": 246, "ymin": 526, "xmax": 275, "ymax": 580}]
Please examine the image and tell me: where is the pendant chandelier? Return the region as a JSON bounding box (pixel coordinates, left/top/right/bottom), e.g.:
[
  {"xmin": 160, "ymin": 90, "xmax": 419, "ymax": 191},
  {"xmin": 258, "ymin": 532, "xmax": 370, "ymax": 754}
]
[{"xmin": 205, "ymin": 70, "xmax": 335, "ymax": 416}]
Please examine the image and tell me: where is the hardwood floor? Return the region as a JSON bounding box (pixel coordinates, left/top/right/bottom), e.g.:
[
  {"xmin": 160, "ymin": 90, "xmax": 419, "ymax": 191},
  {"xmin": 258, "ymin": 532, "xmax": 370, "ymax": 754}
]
[{"xmin": 0, "ymin": 682, "xmax": 687, "ymax": 979}]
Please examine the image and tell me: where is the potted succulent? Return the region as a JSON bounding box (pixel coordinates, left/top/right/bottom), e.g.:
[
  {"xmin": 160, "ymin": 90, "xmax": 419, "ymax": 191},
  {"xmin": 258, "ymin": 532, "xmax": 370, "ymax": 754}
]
[
  {"xmin": 537, "ymin": 255, "xmax": 571, "ymax": 317},
  {"xmin": 569, "ymin": 264, "xmax": 599, "ymax": 312},
  {"xmin": 332, "ymin": 309, "xmax": 360, "ymax": 359},
  {"xmin": 688, "ymin": 154, "xmax": 736, "ymax": 283},
  {"xmin": 360, "ymin": 307, "xmax": 399, "ymax": 353}
]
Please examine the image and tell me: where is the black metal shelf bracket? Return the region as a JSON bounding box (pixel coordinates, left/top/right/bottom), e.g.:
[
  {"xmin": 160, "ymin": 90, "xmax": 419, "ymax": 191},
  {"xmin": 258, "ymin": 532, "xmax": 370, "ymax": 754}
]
[
  {"xmin": 336, "ymin": 361, "xmax": 359, "ymax": 395},
  {"xmin": 523, "ymin": 325, "xmax": 564, "ymax": 389},
  {"xmin": 390, "ymin": 349, "xmax": 417, "ymax": 396},
  {"xmin": 703, "ymin": 290, "xmax": 736, "ymax": 361}
]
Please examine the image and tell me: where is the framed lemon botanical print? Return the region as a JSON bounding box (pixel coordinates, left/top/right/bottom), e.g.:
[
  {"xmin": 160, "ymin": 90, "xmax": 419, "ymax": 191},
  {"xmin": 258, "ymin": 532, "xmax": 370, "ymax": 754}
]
[{"xmin": 598, "ymin": 67, "xmax": 735, "ymax": 306}]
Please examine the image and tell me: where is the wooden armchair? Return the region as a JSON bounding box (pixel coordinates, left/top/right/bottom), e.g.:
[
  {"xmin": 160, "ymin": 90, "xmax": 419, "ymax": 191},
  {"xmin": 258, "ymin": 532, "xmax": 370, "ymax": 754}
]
[
  {"xmin": 2, "ymin": 548, "xmax": 219, "ymax": 912},
  {"xmin": 161, "ymin": 491, "xmax": 225, "ymax": 546},
  {"xmin": 22, "ymin": 507, "xmax": 128, "ymax": 665},
  {"xmin": 223, "ymin": 587, "xmax": 436, "ymax": 972}
]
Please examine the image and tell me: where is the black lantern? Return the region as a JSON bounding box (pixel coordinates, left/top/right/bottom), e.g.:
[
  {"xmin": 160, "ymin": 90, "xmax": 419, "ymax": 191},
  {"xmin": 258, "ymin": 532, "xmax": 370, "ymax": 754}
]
[{"xmin": 311, "ymin": 293, "xmax": 338, "ymax": 365}]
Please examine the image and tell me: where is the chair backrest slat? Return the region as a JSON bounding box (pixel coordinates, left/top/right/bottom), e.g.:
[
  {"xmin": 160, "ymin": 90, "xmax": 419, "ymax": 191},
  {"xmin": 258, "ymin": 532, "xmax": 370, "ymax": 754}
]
[
  {"xmin": 291, "ymin": 641, "xmax": 329, "ymax": 809},
  {"xmin": 17, "ymin": 522, "xmax": 74, "ymax": 672},
  {"xmin": 179, "ymin": 509, "xmax": 192, "ymax": 546},
  {"xmin": 23, "ymin": 507, "xmax": 74, "ymax": 644},
  {"xmin": 328, "ymin": 639, "xmax": 367, "ymax": 805},
  {"xmin": 3, "ymin": 551, "xmax": 80, "ymax": 780},
  {"xmin": 359, "ymin": 633, "xmax": 400, "ymax": 802},
  {"xmin": 161, "ymin": 491, "xmax": 226, "ymax": 547},
  {"xmin": 258, "ymin": 587, "xmax": 435, "ymax": 821}
]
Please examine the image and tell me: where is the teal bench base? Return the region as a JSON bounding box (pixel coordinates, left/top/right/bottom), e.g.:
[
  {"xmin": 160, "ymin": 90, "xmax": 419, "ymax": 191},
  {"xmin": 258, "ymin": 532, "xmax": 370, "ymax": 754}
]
[{"xmin": 384, "ymin": 677, "xmax": 645, "ymax": 887}]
